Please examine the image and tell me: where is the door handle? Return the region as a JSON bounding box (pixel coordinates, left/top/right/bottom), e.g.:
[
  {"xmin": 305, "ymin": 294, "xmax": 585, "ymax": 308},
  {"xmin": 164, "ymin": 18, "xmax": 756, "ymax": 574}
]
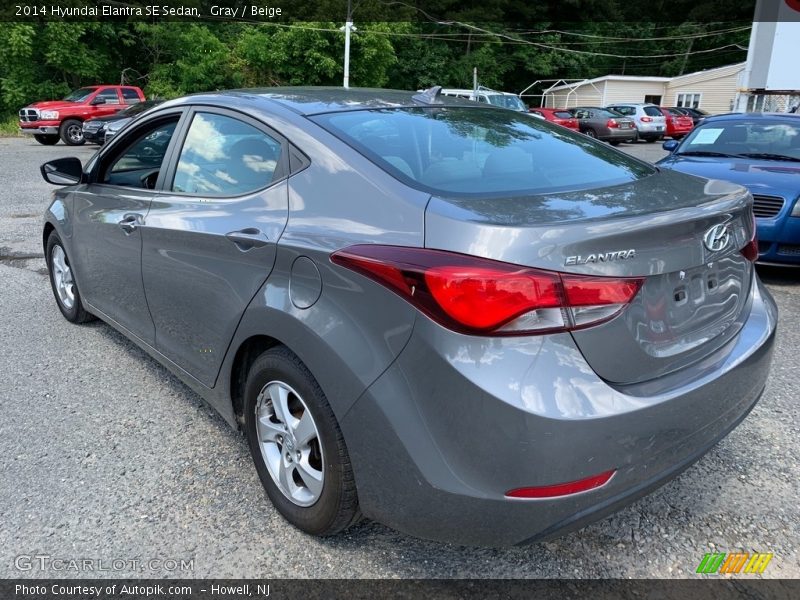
[
  {"xmin": 225, "ymin": 227, "xmax": 269, "ymax": 251},
  {"xmin": 118, "ymin": 213, "xmax": 143, "ymax": 234}
]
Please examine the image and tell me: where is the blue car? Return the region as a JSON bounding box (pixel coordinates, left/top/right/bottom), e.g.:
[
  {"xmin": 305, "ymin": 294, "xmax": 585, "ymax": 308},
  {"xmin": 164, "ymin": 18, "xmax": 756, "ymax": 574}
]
[{"xmin": 658, "ymin": 112, "xmax": 800, "ymax": 265}]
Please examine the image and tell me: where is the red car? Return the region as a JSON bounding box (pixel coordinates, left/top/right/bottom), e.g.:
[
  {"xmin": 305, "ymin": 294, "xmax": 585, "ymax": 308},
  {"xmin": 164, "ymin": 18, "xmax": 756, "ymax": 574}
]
[
  {"xmin": 529, "ymin": 107, "xmax": 580, "ymax": 131},
  {"xmin": 18, "ymin": 85, "xmax": 145, "ymax": 146},
  {"xmin": 658, "ymin": 107, "xmax": 693, "ymax": 139}
]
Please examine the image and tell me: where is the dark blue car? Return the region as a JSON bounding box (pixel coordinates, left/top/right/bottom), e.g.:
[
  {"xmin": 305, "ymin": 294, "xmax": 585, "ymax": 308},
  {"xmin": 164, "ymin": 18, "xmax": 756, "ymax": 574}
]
[{"xmin": 658, "ymin": 112, "xmax": 800, "ymax": 265}]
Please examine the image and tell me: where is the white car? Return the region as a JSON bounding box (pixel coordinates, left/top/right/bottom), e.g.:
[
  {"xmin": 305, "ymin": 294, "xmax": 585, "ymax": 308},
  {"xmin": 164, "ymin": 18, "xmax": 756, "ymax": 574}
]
[{"xmin": 440, "ymin": 87, "xmax": 530, "ymax": 113}]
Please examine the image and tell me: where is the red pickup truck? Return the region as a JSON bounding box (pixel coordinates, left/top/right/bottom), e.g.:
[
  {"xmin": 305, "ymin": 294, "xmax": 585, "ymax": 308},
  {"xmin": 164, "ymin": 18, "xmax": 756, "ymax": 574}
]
[{"xmin": 19, "ymin": 85, "xmax": 145, "ymax": 146}]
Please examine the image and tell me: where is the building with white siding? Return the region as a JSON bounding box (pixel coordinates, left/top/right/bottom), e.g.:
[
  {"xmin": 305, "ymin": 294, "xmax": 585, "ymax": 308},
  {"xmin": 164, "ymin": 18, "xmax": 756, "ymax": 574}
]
[{"xmin": 540, "ymin": 63, "xmax": 745, "ymax": 114}]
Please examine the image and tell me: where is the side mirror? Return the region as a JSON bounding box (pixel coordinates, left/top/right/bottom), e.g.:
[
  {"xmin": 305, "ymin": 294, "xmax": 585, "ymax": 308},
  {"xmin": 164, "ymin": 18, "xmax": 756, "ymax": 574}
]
[
  {"xmin": 662, "ymin": 140, "xmax": 679, "ymax": 152},
  {"xmin": 91, "ymin": 96, "xmax": 106, "ymax": 105},
  {"xmin": 41, "ymin": 157, "xmax": 84, "ymax": 185}
]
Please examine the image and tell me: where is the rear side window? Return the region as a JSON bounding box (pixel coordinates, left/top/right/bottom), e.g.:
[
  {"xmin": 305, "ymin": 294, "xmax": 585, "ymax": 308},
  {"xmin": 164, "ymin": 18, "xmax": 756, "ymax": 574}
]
[
  {"xmin": 172, "ymin": 112, "xmax": 283, "ymax": 196},
  {"xmin": 554, "ymin": 111, "xmax": 573, "ymax": 119},
  {"xmin": 96, "ymin": 88, "xmax": 120, "ymax": 104},
  {"xmin": 313, "ymin": 107, "xmax": 653, "ymax": 196},
  {"xmin": 122, "ymin": 88, "xmax": 141, "ymax": 104},
  {"xmin": 643, "ymin": 106, "xmax": 663, "ymax": 117}
]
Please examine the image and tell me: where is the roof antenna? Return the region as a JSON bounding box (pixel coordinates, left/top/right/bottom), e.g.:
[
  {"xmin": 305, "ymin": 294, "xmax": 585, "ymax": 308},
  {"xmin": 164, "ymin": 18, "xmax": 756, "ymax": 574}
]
[{"xmin": 412, "ymin": 86, "xmax": 444, "ymax": 105}]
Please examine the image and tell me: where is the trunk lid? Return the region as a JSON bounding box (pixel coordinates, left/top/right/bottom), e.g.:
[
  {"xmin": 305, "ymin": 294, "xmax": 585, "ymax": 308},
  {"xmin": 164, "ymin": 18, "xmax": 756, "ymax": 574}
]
[{"xmin": 424, "ymin": 169, "xmax": 754, "ymax": 384}]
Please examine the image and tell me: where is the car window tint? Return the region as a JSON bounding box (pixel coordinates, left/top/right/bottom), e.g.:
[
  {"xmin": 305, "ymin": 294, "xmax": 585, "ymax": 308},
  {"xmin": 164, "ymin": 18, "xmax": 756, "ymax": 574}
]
[
  {"xmin": 102, "ymin": 120, "xmax": 178, "ymax": 188},
  {"xmin": 611, "ymin": 106, "xmax": 634, "ymax": 116},
  {"xmin": 97, "ymin": 88, "xmax": 120, "ymax": 104},
  {"xmin": 121, "ymin": 89, "xmax": 141, "ymax": 104},
  {"xmin": 643, "ymin": 106, "xmax": 663, "ymax": 117},
  {"xmin": 314, "ymin": 107, "xmax": 654, "ymax": 196},
  {"xmin": 171, "ymin": 113, "xmax": 282, "ymax": 196},
  {"xmin": 554, "ymin": 111, "xmax": 573, "ymax": 119}
]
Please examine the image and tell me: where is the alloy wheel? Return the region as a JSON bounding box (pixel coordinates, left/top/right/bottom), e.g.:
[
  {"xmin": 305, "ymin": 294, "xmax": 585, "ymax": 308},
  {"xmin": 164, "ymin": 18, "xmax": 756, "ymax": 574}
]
[
  {"xmin": 255, "ymin": 380, "xmax": 325, "ymax": 507},
  {"xmin": 50, "ymin": 245, "xmax": 75, "ymax": 310}
]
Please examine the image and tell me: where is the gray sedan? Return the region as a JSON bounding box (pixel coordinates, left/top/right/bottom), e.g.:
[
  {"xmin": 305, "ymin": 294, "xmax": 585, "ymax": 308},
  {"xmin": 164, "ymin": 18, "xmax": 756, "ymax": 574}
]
[
  {"xmin": 39, "ymin": 87, "xmax": 776, "ymax": 546},
  {"xmin": 570, "ymin": 106, "xmax": 637, "ymax": 144}
]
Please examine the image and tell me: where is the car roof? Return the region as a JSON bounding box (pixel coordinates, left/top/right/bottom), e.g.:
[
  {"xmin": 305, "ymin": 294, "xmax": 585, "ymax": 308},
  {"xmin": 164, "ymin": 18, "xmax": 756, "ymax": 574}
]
[{"xmin": 187, "ymin": 87, "xmax": 488, "ymax": 116}]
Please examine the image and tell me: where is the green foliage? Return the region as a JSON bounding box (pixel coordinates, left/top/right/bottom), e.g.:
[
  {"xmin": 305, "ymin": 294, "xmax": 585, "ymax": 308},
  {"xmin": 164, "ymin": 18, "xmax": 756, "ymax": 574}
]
[{"xmin": 0, "ymin": 9, "xmax": 751, "ymax": 122}]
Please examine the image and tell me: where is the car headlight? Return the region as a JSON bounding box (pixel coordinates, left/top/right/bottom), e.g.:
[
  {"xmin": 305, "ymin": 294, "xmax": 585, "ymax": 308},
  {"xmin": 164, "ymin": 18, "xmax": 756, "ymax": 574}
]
[
  {"xmin": 40, "ymin": 110, "xmax": 59, "ymax": 120},
  {"xmin": 792, "ymin": 199, "xmax": 800, "ymax": 217}
]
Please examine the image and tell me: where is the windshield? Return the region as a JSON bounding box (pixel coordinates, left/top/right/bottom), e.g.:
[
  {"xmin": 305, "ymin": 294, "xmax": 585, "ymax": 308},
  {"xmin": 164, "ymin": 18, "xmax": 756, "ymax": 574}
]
[
  {"xmin": 486, "ymin": 95, "xmax": 527, "ymax": 111},
  {"xmin": 313, "ymin": 107, "xmax": 654, "ymax": 196},
  {"xmin": 63, "ymin": 87, "xmax": 97, "ymax": 102},
  {"xmin": 677, "ymin": 120, "xmax": 800, "ymax": 158}
]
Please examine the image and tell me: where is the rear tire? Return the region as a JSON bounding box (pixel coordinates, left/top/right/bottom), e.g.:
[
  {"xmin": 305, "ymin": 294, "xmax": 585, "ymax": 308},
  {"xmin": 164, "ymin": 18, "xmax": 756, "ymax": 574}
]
[
  {"xmin": 244, "ymin": 346, "xmax": 361, "ymax": 536},
  {"xmin": 59, "ymin": 119, "xmax": 85, "ymax": 146},
  {"xmin": 46, "ymin": 232, "xmax": 94, "ymax": 324},
  {"xmin": 34, "ymin": 134, "xmax": 59, "ymax": 145}
]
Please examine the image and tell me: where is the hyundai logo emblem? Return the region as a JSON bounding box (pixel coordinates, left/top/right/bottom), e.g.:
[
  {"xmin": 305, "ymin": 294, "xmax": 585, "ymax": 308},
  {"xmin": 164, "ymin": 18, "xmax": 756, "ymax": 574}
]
[{"xmin": 703, "ymin": 224, "xmax": 730, "ymax": 252}]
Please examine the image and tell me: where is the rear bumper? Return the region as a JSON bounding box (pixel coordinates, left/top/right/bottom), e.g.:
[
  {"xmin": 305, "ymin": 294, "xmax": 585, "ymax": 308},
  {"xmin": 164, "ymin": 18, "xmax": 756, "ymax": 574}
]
[
  {"xmin": 19, "ymin": 124, "xmax": 59, "ymax": 135},
  {"xmin": 342, "ymin": 276, "xmax": 777, "ymax": 546},
  {"xmin": 600, "ymin": 128, "xmax": 637, "ymax": 141},
  {"xmin": 637, "ymin": 122, "xmax": 666, "ymax": 135}
]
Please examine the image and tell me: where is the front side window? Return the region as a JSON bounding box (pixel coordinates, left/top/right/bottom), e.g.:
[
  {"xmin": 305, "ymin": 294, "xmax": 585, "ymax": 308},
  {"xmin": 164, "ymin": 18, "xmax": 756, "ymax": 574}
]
[
  {"xmin": 314, "ymin": 107, "xmax": 654, "ymax": 196},
  {"xmin": 96, "ymin": 88, "xmax": 121, "ymax": 105},
  {"xmin": 172, "ymin": 113, "xmax": 283, "ymax": 196},
  {"xmin": 102, "ymin": 119, "xmax": 178, "ymax": 188},
  {"xmin": 611, "ymin": 106, "xmax": 635, "ymax": 116}
]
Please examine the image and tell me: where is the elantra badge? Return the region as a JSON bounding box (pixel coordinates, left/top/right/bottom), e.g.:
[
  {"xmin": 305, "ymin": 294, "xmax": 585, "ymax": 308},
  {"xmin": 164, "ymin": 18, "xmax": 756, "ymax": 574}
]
[
  {"xmin": 703, "ymin": 224, "xmax": 730, "ymax": 252},
  {"xmin": 565, "ymin": 249, "xmax": 636, "ymax": 266}
]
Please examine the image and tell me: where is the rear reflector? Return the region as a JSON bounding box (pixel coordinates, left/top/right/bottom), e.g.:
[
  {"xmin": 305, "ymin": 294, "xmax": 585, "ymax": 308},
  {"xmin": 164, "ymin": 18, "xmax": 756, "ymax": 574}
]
[
  {"xmin": 331, "ymin": 245, "xmax": 643, "ymax": 336},
  {"xmin": 506, "ymin": 469, "xmax": 616, "ymax": 499},
  {"xmin": 741, "ymin": 212, "xmax": 759, "ymax": 262}
]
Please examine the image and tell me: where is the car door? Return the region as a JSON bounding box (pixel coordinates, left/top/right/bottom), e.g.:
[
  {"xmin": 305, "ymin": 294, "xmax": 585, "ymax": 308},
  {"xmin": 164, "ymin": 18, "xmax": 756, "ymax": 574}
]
[
  {"xmin": 71, "ymin": 109, "xmax": 186, "ymax": 344},
  {"xmin": 141, "ymin": 107, "xmax": 290, "ymax": 387},
  {"xmin": 92, "ymin": 87, "xmax": 126, "ymax": 117}
]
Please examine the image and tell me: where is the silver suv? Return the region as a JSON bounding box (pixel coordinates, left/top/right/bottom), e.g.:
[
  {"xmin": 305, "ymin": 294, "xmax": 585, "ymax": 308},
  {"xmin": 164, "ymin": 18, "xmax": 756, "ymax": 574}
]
[{"xmin": 606, "ymin": 103, "xmax": 666, "ymax": 142}]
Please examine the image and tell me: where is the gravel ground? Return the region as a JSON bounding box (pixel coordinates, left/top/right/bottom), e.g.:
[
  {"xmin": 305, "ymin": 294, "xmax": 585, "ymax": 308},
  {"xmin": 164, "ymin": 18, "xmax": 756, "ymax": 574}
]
[{"xmin": 0, "ymin": 136, "xmax": 797, "ymax": 579}]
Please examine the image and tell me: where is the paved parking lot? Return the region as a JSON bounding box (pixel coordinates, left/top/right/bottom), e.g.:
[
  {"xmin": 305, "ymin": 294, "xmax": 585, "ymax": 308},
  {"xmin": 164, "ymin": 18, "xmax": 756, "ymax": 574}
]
[{"xmin": 0, "ymin": 136, "xmax": 798, "ymax": 578}]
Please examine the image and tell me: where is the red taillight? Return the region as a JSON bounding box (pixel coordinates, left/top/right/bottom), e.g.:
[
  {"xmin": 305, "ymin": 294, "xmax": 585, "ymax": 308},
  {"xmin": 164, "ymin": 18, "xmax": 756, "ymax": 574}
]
[
  {"xmin": 741, "ymin": 212, "xmax": 759, "ymax": 262},
  {"xmin": 331, "ymin": 245, "xmax": 643, "ymax": 335},
  {"xmin": 641, "ymin": 116, "xmax": 653, "ymax": 123},
  {"xmin": 606, "ymin": 119, "xmax": 619, "ymax": 128},
  {"xmin": 506, "ymin": 469, "xmax": 616, "ymax": 499}
]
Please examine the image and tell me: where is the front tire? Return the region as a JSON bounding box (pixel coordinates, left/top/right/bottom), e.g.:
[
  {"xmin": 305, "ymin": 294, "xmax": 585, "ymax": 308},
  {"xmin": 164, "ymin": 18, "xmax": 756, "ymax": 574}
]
[
  {"xmin": 585, "ymin": 128, "xmax": 597, "ymax": 139},
  {"xmin": 244, "ymin": 346, "xmax": 360, "ymax": 536},
  {"xmin": 46, "ymin": 232, "xmax": 94, "ymax": 323},
  {"xmin": 59, "ymin": 119, "xmax": 85, "ymax": 146},
  {"xmin": 34, "ymin": 134, "xmax": 59, "ymax": 145}
]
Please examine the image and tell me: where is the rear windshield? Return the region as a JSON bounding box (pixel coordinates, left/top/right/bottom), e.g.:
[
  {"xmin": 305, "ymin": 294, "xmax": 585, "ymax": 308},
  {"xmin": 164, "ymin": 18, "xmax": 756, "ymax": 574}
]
[
  {"xmin": 643, "ymin": 106, "xmax": 663, "ymax": 117},
  {"xmin": 312, "ymin": 107, "xmax": 654, "ymax": 196},
  {"xmin": 554, "ymin": 111, "xmax": 573, "ymax": 119}
]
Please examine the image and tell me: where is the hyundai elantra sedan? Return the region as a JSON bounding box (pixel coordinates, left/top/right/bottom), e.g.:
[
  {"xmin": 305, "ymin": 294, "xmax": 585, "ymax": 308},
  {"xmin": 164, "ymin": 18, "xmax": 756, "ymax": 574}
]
[{"xmin": 40, "ymin": 87, "xmax": 777, "ymax": 546}]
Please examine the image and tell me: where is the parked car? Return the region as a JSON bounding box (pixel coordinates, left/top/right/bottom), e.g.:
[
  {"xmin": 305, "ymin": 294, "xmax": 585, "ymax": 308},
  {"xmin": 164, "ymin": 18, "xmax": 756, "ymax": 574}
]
[
  {"xmin": 82, "ymin": 100, "xmax": 162, "ymax": 145},
  {"xmin": 658, "ymin": 107, "xmax": 694, "ymax": 139},
  {"xmin": 668, "ymin": 106, "xmax": 709, "ymax": 127},
  {"xmin": 19, "ymin": 85, "xmax": 145, "ymax": 146},
  {"xmin": 658, "ymin": 112, "xmax": 800, "ymax": 266},
  {"xmin": 569, "ymin": 106, "xmax": 637, "ymax": 144},
  {"xmin": 528, "ymin": 107, "xmax": 580, "ymax": 131},
  {"xmin": 40, "ymin": 88, "xmax": 775, "ymax": 546},
  {"xmin": 605, "ymin": 103, "xmax": 666, "ymax": 142},
  {"xmin": 440, "ymin": 87, "xmax": 528, "ymax": 112}
]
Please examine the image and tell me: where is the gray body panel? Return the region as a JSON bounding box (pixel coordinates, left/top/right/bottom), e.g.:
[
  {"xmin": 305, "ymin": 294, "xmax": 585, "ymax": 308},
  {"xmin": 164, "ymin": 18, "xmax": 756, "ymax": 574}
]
[{"xmin": 42, "ymin": 87, "xmax": 778, "ymax": 546}]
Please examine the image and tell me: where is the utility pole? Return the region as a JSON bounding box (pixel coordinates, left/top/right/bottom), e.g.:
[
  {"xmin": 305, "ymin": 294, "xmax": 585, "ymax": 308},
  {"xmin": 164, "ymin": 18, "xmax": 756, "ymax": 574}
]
[{"xmin": 342, "ymin": 0, "xmax": 355, "ymax": 89}]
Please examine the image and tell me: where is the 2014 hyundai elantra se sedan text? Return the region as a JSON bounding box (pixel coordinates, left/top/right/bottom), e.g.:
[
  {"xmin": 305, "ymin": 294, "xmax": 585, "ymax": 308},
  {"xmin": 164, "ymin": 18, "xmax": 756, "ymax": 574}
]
[{"xmin": 40, "ymin": 87, "xmax": 777, "ymax": 546}]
